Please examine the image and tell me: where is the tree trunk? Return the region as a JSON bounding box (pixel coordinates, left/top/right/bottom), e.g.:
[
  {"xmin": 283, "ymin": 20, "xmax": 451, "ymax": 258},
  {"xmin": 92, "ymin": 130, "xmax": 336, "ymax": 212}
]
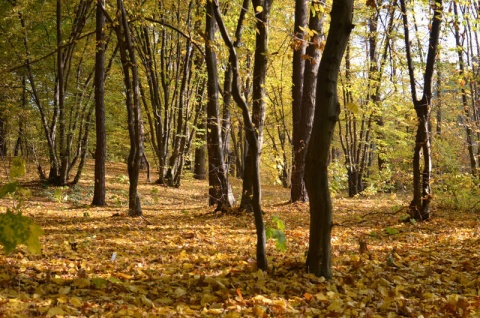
[
  {"xmin": 92, "ymin": 0, "xmax": 107, "ymax": 206},
  {"xmin": 114, "ymin": 0, "xmax": 144, "ymax": 217},
  {"xmin": 305, "ymin": 0, "xmax": 353, "ymax": 278},
  {"xmin": 453, "ymin": 1, "xmax": 477, "ymax": 176},
  {"xmin": 213, "ymin": 0, "xmax": 268, "ymax": 270},
  {"xmin": 291, "ymin": 3, "xmax": 325, "ymax": 202},
  {"xmin": 0, "ymin": 114, "xmax": 6, "ymax": 157},
  {"xmin": 240, "ymin": 0, "xmax": 273, "ymax": 212},
  {"xmin": 205, "ymin": 0, "xmax": 233, "ymax": 211},
  {"xmin": 400, "ymin": 0, "xmax": 442, "ymax": 221},
  {"xmin": 290, "ymin": 0, "xmax": 308, "ymax": 202}
]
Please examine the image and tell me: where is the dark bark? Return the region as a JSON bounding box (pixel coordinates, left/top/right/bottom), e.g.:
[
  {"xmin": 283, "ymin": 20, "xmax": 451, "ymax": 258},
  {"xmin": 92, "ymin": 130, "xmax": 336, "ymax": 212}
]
[
  {"xmin": 114, "ymin": 0, "xmax": 144, "ymax": 217},
  {"xmin": 213, "ymin": 0, "xmax": 268, "ymax": 270},
  {"xmin": 400, "ymin": 0, "xmax": 442, "ymax": 221},
  {"xmin": 305, "ymin": 0, "xmax": 353, "ymax": 278},
  {"xmin": 205, "ymin": 0, "xmax": 232, "ymax": 211},
  {"xmin": 14, "ymin": 76, "xmax": 27, "ymax": 157},
  {"xmin": 290, "ymin": 0, "xmax": 308, "ymax": 202},
  {"xmin": 92, "ymin": 0, "xmax": 107, "ymax": 206},
  {"xmin": 291, "ymin": 2, "xmax": 325, "ymax": 202},
  {"xmin": 240, "ymin": 0, "xmax": 273, "ymax": 212}
]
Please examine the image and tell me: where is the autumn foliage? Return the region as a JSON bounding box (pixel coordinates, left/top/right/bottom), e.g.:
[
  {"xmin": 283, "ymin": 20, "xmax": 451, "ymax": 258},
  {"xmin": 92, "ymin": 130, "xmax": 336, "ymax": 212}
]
[{"xmin": 0, "ymin": 162, "xmax": 479, "ymax": 317}]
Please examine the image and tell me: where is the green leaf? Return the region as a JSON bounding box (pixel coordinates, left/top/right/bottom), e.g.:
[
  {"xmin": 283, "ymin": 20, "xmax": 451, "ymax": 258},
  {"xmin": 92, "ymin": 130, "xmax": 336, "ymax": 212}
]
[
  {"xmin": 272, "ymin": 215, "xmax": 285, "ymax": 232},
  {"xmin": 0, "ymin": 182, "xmax": 18, "ymax": 199},
  {"xmin": 273, "ymin": 230, "xmax": 287, "ymax": 252},
  {"xmin": 92, "ymin": 277, "xmax": 108, "ymax": 288},
  {"xmin": 384, "ymin": 227, "xmax": 399, "ymax": 235},
  {"xmin": 0, "ymin": 209, "xmax": 43, "ymax": 254},
  {"xmin": 266, "ymin": 228, "xmax": 287, "ymax": 252}
]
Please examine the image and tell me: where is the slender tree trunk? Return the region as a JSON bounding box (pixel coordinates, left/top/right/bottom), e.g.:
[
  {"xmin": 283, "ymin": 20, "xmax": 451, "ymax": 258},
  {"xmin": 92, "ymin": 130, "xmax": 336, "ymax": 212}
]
[
  {"xmin": 305, "ymin": 0, "xmax": 353, "ymax": 278},
  {"xmin": 56, "ymin": 0, "xmax": 68, "ymax": 185},
  {"xmin": 92, "ymin": 0, "xmax": 107, "ymax": 206},
  {"xmin": 400, "ymin": 0, "xmax": 442, "ymax": 221},
  {"xmin": 114, "ymin": 0, "xmax": 144, "ymax": 217},
  {"xmin": 194, "ymin": 117, "xmax": 207, "ymax": 180},
  {"xmin": 453, "ymin": 1, "xmax": 477, "ymax": 176},
  {"xmin": 0, "ymin": 115, "xmax": 6, "ymax": 157},
  {"xmin": 213, "ymin": 0, "xmax": 268, "ymax": 270},
  {"xmin": 240, "ymin": 0, "xmax": 273, "ymax": 211}
]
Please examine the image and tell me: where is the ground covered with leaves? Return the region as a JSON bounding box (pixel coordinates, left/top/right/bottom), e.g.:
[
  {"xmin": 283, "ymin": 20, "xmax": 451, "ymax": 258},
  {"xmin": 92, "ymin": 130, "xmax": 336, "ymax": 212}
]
[{"xmin": 1, "ymin": 163, "xmax": 480, "ymax": 317}]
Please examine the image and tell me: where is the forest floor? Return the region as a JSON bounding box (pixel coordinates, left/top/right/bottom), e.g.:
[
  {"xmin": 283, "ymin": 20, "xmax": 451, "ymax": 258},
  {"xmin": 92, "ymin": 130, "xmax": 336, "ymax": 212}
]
[{"xmin": 1, "ymin": 161, "xmax": 480, "ymax": 317}]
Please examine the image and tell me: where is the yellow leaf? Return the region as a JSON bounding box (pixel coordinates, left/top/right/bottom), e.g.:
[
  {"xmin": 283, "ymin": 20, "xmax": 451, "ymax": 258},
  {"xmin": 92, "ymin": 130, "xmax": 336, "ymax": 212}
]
[
  {"xmin": 70, "ymin": 297, "xmax": 83, "ymax": 307},
  {"xmin": 140, "ymin": 295, "xmax": 154, "ymax": 307},
  {"xmin": 47, "ymin": 307, "xmax": 65, "ymax": 316},
  {"xmin": 255, "ymin": 5, "xmax": 263, "ymax": 13},
  {"xmin": 346, "ymin": 102, "xmax": 361, "ymax": 114},
  {"xmin": 58, "ymin": 286, "xmax": 71, "ymax": 295},
  {"xmin": 327, "ymin": 299, "xmax": 343, "ymax": 312},
  {"xmin": 200, "ymin": 293, "xmax": 218, "ymax": 306},
  {"xmin": 174, "ymin": 287, "xmax": 187, "ymax": 298},
  {"xmin": 252, "ymin": 306, "xmax": 265, "ymax": 317},
  {"xmin": 57, "ymin": 296, "xmax": 68, "ymax": 304}
]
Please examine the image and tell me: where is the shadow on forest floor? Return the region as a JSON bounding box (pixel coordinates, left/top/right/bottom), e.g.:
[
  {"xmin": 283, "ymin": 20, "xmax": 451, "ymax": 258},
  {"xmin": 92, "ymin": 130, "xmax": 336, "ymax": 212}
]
[{"xmin": 0, "ymin": 161, "xmax": 479, "ymax": 317}]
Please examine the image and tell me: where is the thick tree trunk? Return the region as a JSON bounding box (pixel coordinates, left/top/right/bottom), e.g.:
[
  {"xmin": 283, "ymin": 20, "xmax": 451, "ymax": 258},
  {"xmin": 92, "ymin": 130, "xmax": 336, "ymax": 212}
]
[
  {"xmin": 291, "ymin": 4, "xmax": 324, "ymax": 202},
  {"xmin": 290, "ymin": 0, "xmax": 308, "ymax": 202},
  {"xmin": 205, "ymin": 0, "xmax": 232, "ymax": 211},
  {"xmin": 92, "ymin": 0, "xmax": 107, "ymax": 206},
  {"xmin": 305, "ymin": 0, "xmax": 353, "ymax": 278}
]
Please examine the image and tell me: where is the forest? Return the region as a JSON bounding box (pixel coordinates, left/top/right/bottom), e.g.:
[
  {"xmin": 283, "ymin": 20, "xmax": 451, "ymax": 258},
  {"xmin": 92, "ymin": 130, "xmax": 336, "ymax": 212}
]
[{"xmin": 0, "ymin": 0, "xmax": 479, "ymax": 316}]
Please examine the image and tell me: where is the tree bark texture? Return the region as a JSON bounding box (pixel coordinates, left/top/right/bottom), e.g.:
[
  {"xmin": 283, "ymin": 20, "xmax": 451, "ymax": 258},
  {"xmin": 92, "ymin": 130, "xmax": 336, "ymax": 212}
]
[
  {"xmin": 291, "ymin": 1, "xmax": 325, "ymax": 202},
  {"xmin": 290, "ymin": 0, "xmax": 308, "ymax": 202},
  {"xmin": 304, "ymin": 0, "xmax": 353, "ymax": 278},
  {"xmin": 205, "ymin": 0, "xmax": 233, "ymax": 211},
  {"xmin": 92, "ymin": 0, "xmax": 107, "ymax": 207}
]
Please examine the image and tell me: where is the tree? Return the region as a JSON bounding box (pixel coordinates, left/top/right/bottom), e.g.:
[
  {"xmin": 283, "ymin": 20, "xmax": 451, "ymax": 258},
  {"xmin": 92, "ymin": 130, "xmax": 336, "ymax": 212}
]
[
  {"xmin": 9, "ymin": 0, "xmax": 95, "ymax": 186},
  {"xmin": 305, "ymin": 0, "xmax": 353, "ymax": 278},
  {"xmin": 291, "ymin": 0, "xmax": 325, "ymax": 202},
  {"xmin": 213, "ymin": 0, "xmax": 268, "ymax": 270},
  {"xmin": 239, "ymin": 0, "xmax": 274, "ymax": 212},
  {"xmin": 92, "ymin": 0, "xmax": 107, "ymax": 207},
  {"xmin": 290, "ymin": 0, "xmax": 308, "ymax": 202},
  {"xmin": 205, "ymin": 0, "xmax": 233, "ymax": 211},
  {"xmin": 338, "ymin": 0, "xmax": 396, "ymax": 196},
  {"xmin": 400, "ymin": 0, "xmax": 442, "ymax": 221},
  {"xmin": 111, "ymin": 0, "xmax": 145, "ymax": 217},
  {"xmin": 450, "ymin": 0, "xmax": 479, "ymax": 177}
]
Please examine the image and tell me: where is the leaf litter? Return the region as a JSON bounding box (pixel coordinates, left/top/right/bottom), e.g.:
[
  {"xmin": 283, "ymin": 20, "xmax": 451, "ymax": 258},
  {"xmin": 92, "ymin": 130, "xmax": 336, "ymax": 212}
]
[{"xmin": 1, "ymin": 166, "xmax": 480, "ymax": 317}]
